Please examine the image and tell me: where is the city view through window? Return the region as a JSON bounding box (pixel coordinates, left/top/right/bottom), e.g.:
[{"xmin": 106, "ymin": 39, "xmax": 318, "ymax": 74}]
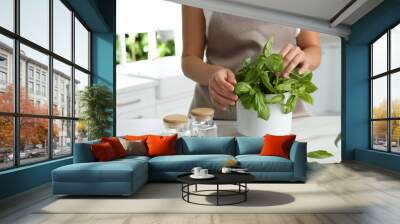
[
  {"xmin": 371, "ymin": 23, "xmax": 400, "ymax": 153},
  {"xmin": 0, "ymin": 0, "xmax": 90, "ymax": 170}
]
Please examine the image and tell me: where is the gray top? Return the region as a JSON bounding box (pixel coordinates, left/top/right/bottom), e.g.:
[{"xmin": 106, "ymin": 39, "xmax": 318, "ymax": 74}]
[{"xmin": 189, "ymin": 11, "xmax": 305, "ymax": 120}]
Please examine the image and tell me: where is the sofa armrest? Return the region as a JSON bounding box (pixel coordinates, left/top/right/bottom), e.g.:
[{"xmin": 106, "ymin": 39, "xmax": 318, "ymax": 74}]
[
  {"xmin": 73, "ymin": 141, "xmax": 99, "ymax": 163},
  {"xmin": 289, "ymin": 141, "xmax": 307, "ymax": 181}
]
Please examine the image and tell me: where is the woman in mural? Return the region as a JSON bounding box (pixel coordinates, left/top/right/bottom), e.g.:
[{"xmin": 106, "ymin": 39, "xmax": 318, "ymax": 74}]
[{"xmin": 181, "ymin": 5, "xmax": 322, "ymax": 120}]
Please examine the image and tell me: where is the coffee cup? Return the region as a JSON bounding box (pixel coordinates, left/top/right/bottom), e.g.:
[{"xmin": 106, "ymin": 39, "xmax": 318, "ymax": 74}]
[
  {"xmin": 221, "ymin": 167, "xmax": 232, "ymax": 174},
  {"xmin": 199, "ymin": 169, "xmax": 208, "ymax": 176},
  {"xmin": 191, "ymin": 167, "xmax": 202, "ymax": 176}
]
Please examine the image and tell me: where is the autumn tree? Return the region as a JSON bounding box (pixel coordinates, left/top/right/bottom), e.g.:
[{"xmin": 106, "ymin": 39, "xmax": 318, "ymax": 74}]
[
  {"xmin": 372, "ymin": 99, "xmax": 400, "ymax": 143},
  {"xmin": 0, "ymin": 84, "xmax": 60, "ymax": 153}
]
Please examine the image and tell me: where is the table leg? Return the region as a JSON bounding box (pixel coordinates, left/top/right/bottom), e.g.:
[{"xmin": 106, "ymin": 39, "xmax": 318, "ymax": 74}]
[
  {"xmin": 195, "ymin": 184, "xmax": 198, "ymax": 192},
  {"xmin": 217, "ymin": 184, "xmax": 219, "ymax": 206},
  {"xmin": 245, "ymin": 183, "xmax": 247, "ymax": 201}
]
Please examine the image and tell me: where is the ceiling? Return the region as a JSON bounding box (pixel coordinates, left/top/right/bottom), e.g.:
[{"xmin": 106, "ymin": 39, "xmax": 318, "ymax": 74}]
[{"xmin": 165, "ymin": 0, "xmax": 384, "ymax": 37}]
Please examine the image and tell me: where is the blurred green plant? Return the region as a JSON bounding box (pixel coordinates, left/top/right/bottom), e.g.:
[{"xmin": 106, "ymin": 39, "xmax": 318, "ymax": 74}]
[
  {"xmin": 79, "ymin": 84, "xmax": 113, "ymax": 140},
  {"xmin": 335, "ymin": 133, "xmax": 341, "ymax": 147},
  {"xmin": 126, "ymin": 33, "xmax": 149, "ymax": 62},
  {"xmin": 157, "ymin": 39, "xmax": 175, "ymax": 57},
  {"xmin": 307, "ymin": 150, "xmax": 334, "ymax": 159},
  {"xmin": 116, "ymin": 35, "xmax": 121, "ymax": 65}
]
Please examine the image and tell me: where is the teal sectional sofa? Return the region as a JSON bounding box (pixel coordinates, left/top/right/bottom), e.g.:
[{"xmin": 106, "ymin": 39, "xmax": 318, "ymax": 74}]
[{"xmin": 52, "ymin": 137, "xmax": 307, "ymax": 196}]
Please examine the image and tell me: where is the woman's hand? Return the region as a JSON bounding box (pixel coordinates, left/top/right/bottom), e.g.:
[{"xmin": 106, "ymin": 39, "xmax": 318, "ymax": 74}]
[
  {"xmin": 280, "ymin": 43, "xmax": 310, "ymax": 77},
  {"xmin": 208, "ymin": 67, "xmax": 238, "ymax": 110}
]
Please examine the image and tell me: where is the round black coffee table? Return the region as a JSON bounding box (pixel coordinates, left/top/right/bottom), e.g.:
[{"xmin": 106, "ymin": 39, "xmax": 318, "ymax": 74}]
[{"xmin": 177, "ymin": 173, "xmax": 255, "ymax": 206}]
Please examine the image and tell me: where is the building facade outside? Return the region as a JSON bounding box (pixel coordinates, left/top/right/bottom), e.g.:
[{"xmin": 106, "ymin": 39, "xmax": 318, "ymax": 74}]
[{"xmin": 0, "ymin": 41, "xmax": 77, "ymax": 167}]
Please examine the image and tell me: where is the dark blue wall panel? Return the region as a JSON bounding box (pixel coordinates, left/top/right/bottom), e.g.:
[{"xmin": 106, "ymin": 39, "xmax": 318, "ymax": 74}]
[
  {"xmin": 343, "ymin": 0, "xmax": 400, "ymax": 171},
  {"xmin": 0, "ymin": 158, "xmax": 72, "ymax": 199}
]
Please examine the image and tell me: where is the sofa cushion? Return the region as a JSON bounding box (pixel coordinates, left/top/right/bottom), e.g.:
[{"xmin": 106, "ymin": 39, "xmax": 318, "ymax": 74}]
[
  {"xmin": 118, "ymin": 138, "xmax": 147, "ymax": 156},
  {"xmin": 91, "ymin": 142, "xmax": 118, "ymax": 161},
  {"xmin": 260, "ymin": 134, "xmax": 296, "ymax": 159},
  {"xmin": 101, "ymin": 137, "xmax": 127, "ymax": 158},
  {"xmin": 53, "ymin": 158, "xmax": 147, "ymax": 183},
  {"xmin": 149, "ymin": 154, "xmax": 235, "ymax": 172},
  {"xmin": 147, "ymin": 134, "xmax": 178, "ymax": 157},
  {"xmin": 74, "ymin": 140, "xmax": 100, "ymax": 163},
  {"xmin": 178, "ymin": 137, "xmax": 235, "ymax": 155},
  {"xmin": 236, "ymin": 155, "xmax": 293, "ymax": 172},
  {"xmin": 236, "ymin": 137, "xmax": 263, "ymax": 155}
]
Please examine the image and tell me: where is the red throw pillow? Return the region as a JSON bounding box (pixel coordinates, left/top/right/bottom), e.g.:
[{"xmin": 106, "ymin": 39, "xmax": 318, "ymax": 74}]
[
  {"xmin": 146, "ymin": 134, "xmax": 177, "ymax": 157},
  {"xmin": 91, "ymin": 142, "xmax": 117, "ymax": 161},
  {"xmin": 260, "ymin": 134, "xmax": 296, "ymax": 159},
  {"xmin": 101, "ymin": 137, "xmax": 127, "ymax": 158},
  {"xmin": 124, "ymin": 135, "xmax": 150, "ymax": 142}
]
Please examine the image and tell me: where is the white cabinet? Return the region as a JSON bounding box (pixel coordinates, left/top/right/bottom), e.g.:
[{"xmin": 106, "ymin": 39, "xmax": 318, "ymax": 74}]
[
  {"xmin": 116, "ymin": 58, "xmax": 196, "ymax": 133},
  {"xmin": 156, "ymin": 91, "xmax": 193, "ymax": 118}
]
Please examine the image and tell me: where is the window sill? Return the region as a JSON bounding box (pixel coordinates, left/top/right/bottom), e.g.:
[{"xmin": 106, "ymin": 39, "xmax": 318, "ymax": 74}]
[{"xmin": 0, "ymin": 156, "xmax": 72, "ymax": 176}]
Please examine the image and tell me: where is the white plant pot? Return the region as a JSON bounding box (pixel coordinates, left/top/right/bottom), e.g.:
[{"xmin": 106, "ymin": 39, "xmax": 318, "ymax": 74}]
[{"xmin": 237, "ymin": 93, "xmax": 292, "ymax": 136}]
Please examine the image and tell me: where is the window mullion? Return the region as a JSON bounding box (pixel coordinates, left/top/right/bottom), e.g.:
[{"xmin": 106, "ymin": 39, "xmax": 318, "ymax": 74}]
[
  {"xmin": 13, "ymin": 0, "xmax": 21, "ymax": 167},
  {"xmin": 48, "ymin": 0, "xmax": 54, "ymax": 160},
  {"xmin": 71, "ymin": 10, "xmax": 76, "ymax": 155},
  {"xmin": 388, "ymin": 30, "xmax": 391, "ymax": 153}
]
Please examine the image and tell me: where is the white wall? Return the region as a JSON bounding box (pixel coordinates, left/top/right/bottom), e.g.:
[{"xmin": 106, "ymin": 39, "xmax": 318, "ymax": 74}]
[{"xmin": 305, "ymin": 34, "xmax": 341, "ymax": 116}]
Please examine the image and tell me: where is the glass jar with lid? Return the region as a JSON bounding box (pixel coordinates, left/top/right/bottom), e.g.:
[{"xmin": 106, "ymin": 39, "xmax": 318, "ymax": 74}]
[
  {"xmin": 163, "ymin": 114, "xmax": 190, "ymax": 137},
  {"xmin": 190, "ymin": 108, "xmax": 218, "ymax": 137}
]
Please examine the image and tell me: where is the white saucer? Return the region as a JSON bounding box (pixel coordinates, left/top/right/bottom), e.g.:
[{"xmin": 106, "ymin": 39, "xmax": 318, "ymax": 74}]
[{"xmin": 190, "ymin": 174, "xmax": 215, "ymax": 179}]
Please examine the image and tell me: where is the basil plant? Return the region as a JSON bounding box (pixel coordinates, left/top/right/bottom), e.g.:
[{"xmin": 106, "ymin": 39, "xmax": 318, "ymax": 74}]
[{"xmin": 234, "ymin": 38, "xmax": 318, "ymax": 120}]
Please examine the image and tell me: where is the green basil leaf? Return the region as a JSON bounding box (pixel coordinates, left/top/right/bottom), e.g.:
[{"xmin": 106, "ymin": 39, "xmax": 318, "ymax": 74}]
[
  {"xmin": 242, "ymin": 57, "xmax": 252, "ymax": 67},
  {"xmin": 253, "ymin": 90, "xmax": 270, "ymax": 120},
  {"xmin": 266, "ymin": 93, "xmax": 284, "ymax": 104},
  {"xmin": 234, "ymin": 82, "xmax": 253, "ymax": 95},
  {"xmin": 298, "ymin": 93, "xmax": 313, "ymax": 104},
  {"xmin": 244, "ymin": 68, "xmax": 258, "ymax": 83},
  {"xmin": 263, "ymin": 38, "xmax": 273, "ymax": 57},
  {"xmin": 276, "ymin": 80, "xmax": 293, "ymax": 92},
  {"xmin": 266, "ymin": 54, "xmax": 284, "ymax": 73},
  {"xmin": 260, "ymin": 71, "xmax": 275, "ymax": 93},
  {"xmin": 282, "ymin": 95, "xmax": 297, "ymax": 114},
  {"xmin": 305, "ymin": 82, "xmax": 318, "ymax": 93},
  {"xmin": 239, "ymin": 94, "xmax": 253, "ymax": 109},
  {"xmin": 301, "ymin": 70, "xmax": 313, "ymax": 81}
]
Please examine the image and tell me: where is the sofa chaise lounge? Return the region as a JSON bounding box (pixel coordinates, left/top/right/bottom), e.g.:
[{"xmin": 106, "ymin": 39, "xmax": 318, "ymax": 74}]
[{"xmin": 52, "ymin": 136, "xmax": 307, "ymax": 196}]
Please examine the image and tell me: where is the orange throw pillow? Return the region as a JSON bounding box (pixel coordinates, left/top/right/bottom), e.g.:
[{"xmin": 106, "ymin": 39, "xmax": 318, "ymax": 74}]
[
  {"xmin": 146, "ymin": 134, "xmax": 177, "ymax": 157},
  {"xmin": 91, "ymin": 142, "xmax": 117, "ymax": 162},
  {"xmin": 124, "ymin": 135, "xmax": 150, "ymax": 142},
  {"xmin": 101, "ymin": 137, "xmax": 127, "ymax": 158},
  {"xmin": 260, "ymin": 134, "xmax": 296, "ymax": 159}
]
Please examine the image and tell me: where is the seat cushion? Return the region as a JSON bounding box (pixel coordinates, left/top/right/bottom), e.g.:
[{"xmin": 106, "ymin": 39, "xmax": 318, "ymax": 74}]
[
  {"xmin": 236, "ymin": 155, "xmax": 293, "ymax": 172},
  {"xmin": 177, "ymin": 137, "xmax": 236, "ymax": 155},
  {"xmin": 149, "ymin": 154, "xmax": 235, "ymax": 172},
  {"xmin": 53, "ymin": 158, "xmax": 147, "ymax": 183}
]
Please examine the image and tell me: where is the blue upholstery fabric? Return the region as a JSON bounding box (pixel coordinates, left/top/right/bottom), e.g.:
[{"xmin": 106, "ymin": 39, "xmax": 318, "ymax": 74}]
[
  {"xmin": 149, "ymin": 154, "xmax": 235, "ymax": 172},
  {"xmin": 236, "ymin": 155, "xmax": 293, "ymax": 172},
  {"xmin": 52, "ymin": 158, "xmax": 148, "ymax": 195},
  {"xmin": 178, "ymin": 137, "xmax": 236, "ymax": 155},
  {"xmin": 53, "ymin": 137, "xmax": 307, "ymax": 196},
  {"xmin": 236, "ymin": 137, "xmax": 263, "ymax": 155},
  {"xmin": 290, "ymin": 141, "xmax": 307, "ymax": 181},
  {"xmin": 73, "ymin": 140, "xmax": 100, "ymax": 163}
]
